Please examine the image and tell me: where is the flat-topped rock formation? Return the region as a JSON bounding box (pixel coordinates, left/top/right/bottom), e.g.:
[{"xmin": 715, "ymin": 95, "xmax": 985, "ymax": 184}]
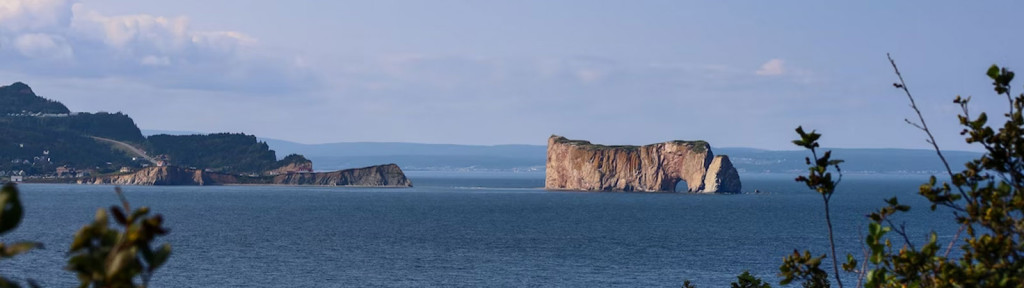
[
  {"xmin": 545, "ymin": 135, "xmax": 741, "ymax": 193},
  {"xmin": 271, "ymin": 164, "xmax": 412, "ymax": 186},
  {"xmin": 78, "ymin": 164, "xmax": 412, "ymax": 187},
  {"xmin": 78, "ymin": 166, "xmax": 212, "ymax": 185},
  {"xmin": 264, "ymin": 160, "xmax": 314, "ymax": 176}
]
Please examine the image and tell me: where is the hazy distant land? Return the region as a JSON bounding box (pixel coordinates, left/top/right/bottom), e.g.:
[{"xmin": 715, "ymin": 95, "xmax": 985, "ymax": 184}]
[{"xmin": 221, "ymin": 132, "xmax": 978, "ymax": 175}]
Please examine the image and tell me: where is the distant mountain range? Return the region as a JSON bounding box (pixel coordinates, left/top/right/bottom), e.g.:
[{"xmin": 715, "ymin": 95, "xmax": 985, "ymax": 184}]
[
  {"xmin": 261, "ymin": 139, "xmax": 548, "ymax": 172},
  {"xmin": 211, "ymin": 133, "xmax": 981, "ymax": 175},
  {"xmin": 718, "ymin": 147, "xmax": 979, "ymax": 175}
]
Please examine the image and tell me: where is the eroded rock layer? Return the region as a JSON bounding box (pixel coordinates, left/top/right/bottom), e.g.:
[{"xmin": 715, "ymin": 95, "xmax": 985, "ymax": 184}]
[
  {"xmin": 79, "ymin": 166, "xmax": 211, "ymax": 185},
  {"xmin": 271, "ymin": 164, "xmax": 412, "ymax": 186},
  {"xmin": 702, "ymin": 155, "xmax": 741, "ymax": 193},
  {"xmin": 545, "ymin": 135, "xmax": 741, "ymax": 193},
  {"xmin": 79, "ymin": 164, "xmax": 412, "ymax": 187}
]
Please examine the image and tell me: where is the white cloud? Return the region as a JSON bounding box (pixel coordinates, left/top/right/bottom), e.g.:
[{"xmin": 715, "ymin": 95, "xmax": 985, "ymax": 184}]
[
  {"xmin": 0, "ymin": 0, "xmax": 72, "ymax": 31},
  {"xmin": 756, "ymin": 58, "xmax": 785, "ymax": 76},
  {"xmin": 70, "ymin": 6, "xmax": 190, "ymax": 52},
  {"xmin": 0, "ymin": 1, "xmax": 315, "ymax": 94},
  {"xmin": 13, "ymin": 33, "xmax": 72, "ymax": 60},
  {"xmin": 190, "ymin": 31, "xmax": 255, "ymax": 52}
]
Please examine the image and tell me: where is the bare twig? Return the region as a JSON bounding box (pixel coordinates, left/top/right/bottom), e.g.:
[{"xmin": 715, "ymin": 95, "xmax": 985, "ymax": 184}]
[
  {"xmin": 887, "ymin": 53, "xmax": 967, "ymax": 200},
  {"xmin": 823, "ymin": 198, "xmax": 843, "ymax": 288},
  {"xmin": 857, "ymin": 230, "xmax": 869, "ymax": 288},
  {"xmin": 810, "ymin": 145, "xmax": 844, "ymax": 288},
  {"xmin": 904, "ymin": 119, "xmax": 925, "ymax": 131},
  {"xmin": 888, "ymin": 54, "xmax": 968, "ymax": 253},
  {"xmin": 114, "ymin": 186, "xmax": 130, "ymax": 212},
  {"xmin": 885, "ymin": 219, "xmax": 916, "ymax": 251},
  {"xmin": 944, "ymin": 223, "xmax": 966, "ymax": 257},
  {"xmin": 1005, "ymin": 86, "xmax": 1013, "ymax": 116}
]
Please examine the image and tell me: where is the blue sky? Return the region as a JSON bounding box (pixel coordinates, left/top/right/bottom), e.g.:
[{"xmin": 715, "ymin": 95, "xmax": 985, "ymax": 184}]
[{"xmin": 1, "ymin": 1, "xmax": 1021, "ymax": 150}]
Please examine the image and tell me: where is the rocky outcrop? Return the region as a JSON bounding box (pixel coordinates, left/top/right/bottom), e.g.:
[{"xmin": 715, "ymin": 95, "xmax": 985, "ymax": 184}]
[
  {"xmin": 271, "ymin": 164, "xmax": 411, "ymax": 186},
  {"xmin": 78, "ymin": 166, "xmax": 214, "ymax": 185},
  {"xmin": 545, "ymin": 135, "xmax": 741, "ymax": 193},
  {"xmin": 78, "ymin": 164, "xmax": 412, "ymax": 187},
  {"xmin": 265, "ymin": 161, "xmax": 314, "ymax": 176},
  {"xmin": 702, "ymin": 155, "xmax": 741, "ymax": 193}
]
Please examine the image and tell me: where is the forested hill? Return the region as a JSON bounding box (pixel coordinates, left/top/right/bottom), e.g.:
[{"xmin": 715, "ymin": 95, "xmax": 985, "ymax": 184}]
[
  {"xmin": 0, "ymin": 82, "xmax": 71, "ymax": 114},
  {"xmin": 0, "ymin": 82, "xmax": 143, "ymax": 175},
  {"xmin": 148, "ymin": 133, "xmax": 281, "ymax": 174},
  {"xmin": 0, "ymin": 82, "xmax": 295, "ymax": 176}
]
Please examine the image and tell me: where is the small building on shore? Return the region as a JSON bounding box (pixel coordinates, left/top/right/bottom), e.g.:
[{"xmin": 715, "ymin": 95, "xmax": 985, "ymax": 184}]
[{"xmin": 55, "ymin": 165, "xmax": 76, "ymax": 177}]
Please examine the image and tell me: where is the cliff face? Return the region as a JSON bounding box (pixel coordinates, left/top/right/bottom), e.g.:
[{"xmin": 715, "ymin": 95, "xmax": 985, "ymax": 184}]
[
  {"xmin": 272, "ymin": 164, "xmax": 411, "ymax": 186},
  {"xmin": 79, "ymin": 166, "xmax": 212, "ymax": 185},
  {"xmin": 265, "ymin": 161, "xmax": 314, "ymax": 176},
  {"xmin": 78, "ymin": 164, "xmax": 412, "ymax": 187},
  {"xmin": 545, "ymin": 135, "xmax": 741, "ymax": 193},
  {"xmin": 702, "ymin": 155, "xmax": 741, "ymax": 193}
]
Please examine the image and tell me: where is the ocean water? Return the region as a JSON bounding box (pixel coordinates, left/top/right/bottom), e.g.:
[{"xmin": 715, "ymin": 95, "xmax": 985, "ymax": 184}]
[{"xmin": 0, "ymin": 172, "xmax": 960, "ymax": 287}]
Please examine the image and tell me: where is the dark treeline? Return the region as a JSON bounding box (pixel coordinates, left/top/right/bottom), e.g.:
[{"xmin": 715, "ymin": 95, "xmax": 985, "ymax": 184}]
[
  {"xmin": 0, "ymin": 82, "xmax": 70, "ymax": 115},
  {"xmin": 148, "ymin": 133, "xmax": 280, "ymax": 174},
  {"xmin": 1, "ymin": 82, "xmax": 292, "ymax": 175},
  {"xmin": 0, "ymin": 117, "xmax": 135, "ymax": 174}
]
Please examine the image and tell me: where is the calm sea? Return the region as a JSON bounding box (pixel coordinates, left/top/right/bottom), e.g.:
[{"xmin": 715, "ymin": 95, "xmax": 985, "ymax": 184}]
[{"xmin": 1, "ymin": 172, "xmax": 959, "ymax": 287}]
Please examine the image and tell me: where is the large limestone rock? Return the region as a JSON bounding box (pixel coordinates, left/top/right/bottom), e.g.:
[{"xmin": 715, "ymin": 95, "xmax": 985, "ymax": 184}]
[
  {"xmin": 545, "ymin": 135, "xmax": 741, "ymax": 193},
  {"xmin": 701, "ymin": 155, "xmax": 742, "ymax": 193}
]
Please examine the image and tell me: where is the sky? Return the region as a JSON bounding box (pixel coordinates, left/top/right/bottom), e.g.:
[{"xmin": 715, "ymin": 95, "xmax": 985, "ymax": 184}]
[{"xmin": 1, "ymin": 1, "xmax": 1022, "ymax": 150}]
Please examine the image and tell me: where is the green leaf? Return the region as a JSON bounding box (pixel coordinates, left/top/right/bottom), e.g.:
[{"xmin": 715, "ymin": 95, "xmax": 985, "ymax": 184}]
[
  {"xmin": 0, "ymin": 183, "xmax": 25, "ymax": 235},
  {"xmin": 69, "ymin": 227, "xmax": 92, "ymax": 251},
  {"xmin": 0, "ymin": 277, "xmax": 24, "ymax": 288},
  {"xmin": 94, "ymin": 208, "xmax": 108, "ymax": 225},
  {"xmin": 105, "ymin": 249, "xmax": 134, "ymax": 279},
  {"xmin": 807, "ymin": 256, "xmax": 821, "ymax": 266},
  {"xmin": 151, "ymin": 243, "xmax": 171, "ymax": 269},
  {"xmin": 3, "ymin": 241, "xmax": 42, "ymax": 257},
  {"xmin": 140, "ymin": 244, "xmax": 154, "ymax": 263},
  {"xmin": 988, "ymin": 64, "xmax": 1000, "ymax": 80},
  {"xmin": 110, "ymin": 206, "xmax": 128, "ymax": 225},
  {"xmin": 129, "ymin": 207, "xmax": 150, "ymax": 223},
  {"xmin": 866, "ymin": 269, "xmax": 878, "ymax": 286}
]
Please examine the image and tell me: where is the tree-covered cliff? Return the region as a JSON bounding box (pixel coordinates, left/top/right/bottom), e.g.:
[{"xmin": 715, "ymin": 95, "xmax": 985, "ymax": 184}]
[
  {"xmin": 0, "ymin": 82, "xmax": 295, "ymax": 176},
  {"xmin": 147, "ymin": 133, "xmax": 280, "ymax": 174},
  {"xmin": 0, "ymin": 83, "xmax": 140, "ymax": 174},
  {"xmin": 67, "ymin": 112, "xmax": 147, "ymax": 143},
  {"xmin": 0, "ymin": 117, "xmax": 137, "ymax": 174},
  {"xmin": 0, "ymin": 82, "xmax": 70, "ymax": 115}
]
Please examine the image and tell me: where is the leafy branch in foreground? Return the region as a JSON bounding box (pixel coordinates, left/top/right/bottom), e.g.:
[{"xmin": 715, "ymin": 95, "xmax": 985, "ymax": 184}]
[
  {"xmin": 778, "ymin": 126, "xmax": 843, "ymax": 288},
  {"xmin": 778, "ymin": 59, "xmax": 1024, "ymax": 287},
  {"xmin": 681, "ymin": 271, "xmax": 774, "ymax": 288},
  {"xmin": 733, "ymin": 271, "xmax": 772, "ymax": 288},
  {"xmin": 66, "ymin": 187, "xmax": 171, "ymax": 288},
  {"xmin": 855, "ymin": 59, "xmax": 1024, "ymax": 286},
  {"xmin": 0, "ymin": 183, "xmax": 43, "ymax": 288}
]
